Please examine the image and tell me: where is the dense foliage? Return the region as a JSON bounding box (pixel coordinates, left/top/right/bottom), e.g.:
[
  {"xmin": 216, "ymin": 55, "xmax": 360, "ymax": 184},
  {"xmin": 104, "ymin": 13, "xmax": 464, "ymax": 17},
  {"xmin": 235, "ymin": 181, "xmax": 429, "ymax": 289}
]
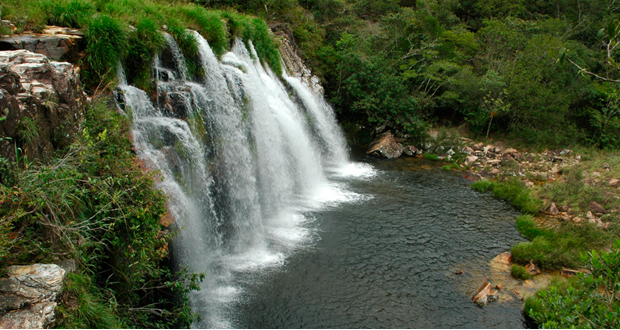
[
  {"xmin": 0, "ymin": 101, "xmax": 199, "ymax": 328},
  {"xmin": 187, "ymin": 0, "xmax": 620, "ymax": 148}
]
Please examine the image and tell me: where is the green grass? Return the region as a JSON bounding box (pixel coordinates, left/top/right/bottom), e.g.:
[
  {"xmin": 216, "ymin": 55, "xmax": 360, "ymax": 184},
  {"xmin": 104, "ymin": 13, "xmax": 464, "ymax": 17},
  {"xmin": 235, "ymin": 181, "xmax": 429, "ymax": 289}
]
[
  {"xmin": 511, "ymin": 215, "xmax": 613, "ymax": 269},
  {"xmin": 425, "ymin": 153, "xmax": 439, "ymax": 161},
  {"xmin": 511, "ymin": 264, "xmax": 531, "ymax": 280},
  {"xmin": 125, "ymin": 17, "xmax": 166, "ymax": 91},
  {"xmin": 524, "ymin": 240, "xmax": 620, "ymax": 328},
  {"xmin": 472, "ymin": 178, "xmax": 543, "ymax": 214},
  {"xmin": 83, "ymin": 14, "xmax": 128, "ymax": 86},
  {"xmin": 3, "ymin": 0, "xmax": 283, "ymax": 86}
]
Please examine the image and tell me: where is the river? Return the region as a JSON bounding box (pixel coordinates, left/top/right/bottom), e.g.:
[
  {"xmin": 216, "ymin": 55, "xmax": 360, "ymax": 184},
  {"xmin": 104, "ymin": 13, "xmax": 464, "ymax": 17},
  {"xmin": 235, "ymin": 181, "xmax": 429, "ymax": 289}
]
[{"xmin": 217, "ymin": 153, "xmax": 527, "ymax": 328}]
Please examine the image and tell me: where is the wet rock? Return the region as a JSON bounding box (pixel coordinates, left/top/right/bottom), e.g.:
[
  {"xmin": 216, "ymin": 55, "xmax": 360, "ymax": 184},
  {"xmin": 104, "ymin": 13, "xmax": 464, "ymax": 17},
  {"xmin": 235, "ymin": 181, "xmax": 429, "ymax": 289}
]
[
  {"xmin": 402, "ymin": 145, "xmax": 420, "ymax": 156},
  {"xmin": 545, "ymin": 202, "xmax": 559, "ymax": 215},
  {"xmin": 525, "ymin": 260, "xmax": 541, "ymax": 275},
  {"xmin": 463, "ymin": 171, "xmax": 482, "ymax": 182},
  {"xmin": 512, "ymin": 290, "xmax": 523, "ymax": 301},
  {"xmin": 472, "ymin": 281, "xmax": 498, "ymax": 307},
  {"xmin": 367, "ymin": 132, "xmax": 403, "ymax": 159},
  {"xmin": 589, "ymin": 201, "xmax": 606, "ymax": 214}
]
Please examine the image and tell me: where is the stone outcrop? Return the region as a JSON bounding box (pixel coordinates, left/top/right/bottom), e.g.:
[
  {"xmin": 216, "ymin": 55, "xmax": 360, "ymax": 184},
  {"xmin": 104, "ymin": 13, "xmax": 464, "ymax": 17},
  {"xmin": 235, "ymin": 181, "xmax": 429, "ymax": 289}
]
[
  {"xmin": 0, "ymin": 26, "xmax": 83, "ymax": 62},
  {"xmin": 0, "ymin": 50, "xmax": 86, "ymax": 161},
  {"xmin": 275, "ymin": 31, "xmax": 323, "ymax": 94},
  {"xmin": 366, "ymin": 132, "xmax": 403, "ymax": 159},
  {"xmin": 0, "ymin": 264, "xmax": 67, "ymax": 329}
]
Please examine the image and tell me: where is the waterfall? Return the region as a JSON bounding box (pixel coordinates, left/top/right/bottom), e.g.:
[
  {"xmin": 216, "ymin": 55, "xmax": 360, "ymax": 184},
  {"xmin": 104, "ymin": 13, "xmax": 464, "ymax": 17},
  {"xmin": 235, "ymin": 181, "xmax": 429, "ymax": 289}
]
[{"xmin": 116, "ymin": 31, "xmax": 374, "ymax": 328}]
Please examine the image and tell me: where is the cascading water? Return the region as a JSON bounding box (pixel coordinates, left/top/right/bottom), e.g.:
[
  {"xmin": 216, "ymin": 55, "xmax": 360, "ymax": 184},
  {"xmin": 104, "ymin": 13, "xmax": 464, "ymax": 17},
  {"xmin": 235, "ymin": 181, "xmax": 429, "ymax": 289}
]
[{"xmin": 116, "ymin": 31, "xmax": 373, "ymax": 327}]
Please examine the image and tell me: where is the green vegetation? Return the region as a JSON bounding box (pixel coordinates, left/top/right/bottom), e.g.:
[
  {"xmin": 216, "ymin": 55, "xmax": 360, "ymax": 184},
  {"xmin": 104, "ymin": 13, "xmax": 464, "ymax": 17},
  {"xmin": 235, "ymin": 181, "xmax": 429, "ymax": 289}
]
[
  {"xmin": 424, "ymin": 153, "xmax": 439, "ymax": 161},
  {"xmin": 442, "ymin": 162, "xmax": 459, "ymax": 171},
  {"xmin": 0, "ymin": 100, "xmax": 199, "ymax": 328},
  {"xmin": 184, "ymin": 0, "xmax": 620, "ymax": 149},
  {"xmin": 510, "ymin": 264, "xmax": 531, "ymax": 280},
  {"xmin": 511, "ymin": 214, "xmax": 613, "ymax": 270},
  {"xmin": 471, "ymin": 178, "xmax": 543, "ymax": 214},
  {"xmin": 2, "ymin": 0, "xmax": 282, "ymax": 87},
  {"xmin": 525, "ymin": 239, "xmax": 620, "ymax": 328}
]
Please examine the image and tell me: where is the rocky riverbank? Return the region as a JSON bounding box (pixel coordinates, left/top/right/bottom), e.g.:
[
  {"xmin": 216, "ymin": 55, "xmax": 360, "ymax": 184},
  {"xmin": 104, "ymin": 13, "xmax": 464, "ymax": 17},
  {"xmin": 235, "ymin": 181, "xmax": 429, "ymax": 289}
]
[{"xmin": 366, "ymin": 129, "xmax": 620, "ymax": 310}]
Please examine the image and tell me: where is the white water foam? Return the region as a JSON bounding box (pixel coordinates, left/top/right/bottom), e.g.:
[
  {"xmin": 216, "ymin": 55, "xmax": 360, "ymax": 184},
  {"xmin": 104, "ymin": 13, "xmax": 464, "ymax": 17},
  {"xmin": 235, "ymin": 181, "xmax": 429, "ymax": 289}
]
[{"xmin": 117, "ymin": 33, "xmax": 378, "ymax": 328}]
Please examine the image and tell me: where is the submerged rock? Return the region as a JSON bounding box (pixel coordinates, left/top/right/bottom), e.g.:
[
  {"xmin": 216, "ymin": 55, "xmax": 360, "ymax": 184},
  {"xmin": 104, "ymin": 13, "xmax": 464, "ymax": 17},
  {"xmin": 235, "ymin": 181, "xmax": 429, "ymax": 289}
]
[
  {"xmin": 463, "ymin": 171, "xmax": 482, "ymax": 181},
  {"xmin": 366, "ymin": 132, "xmax": 403, "ymax": 159},
  {"xmin": 472, "ymin": 281, "xmax": 498, "ymax": 307}
]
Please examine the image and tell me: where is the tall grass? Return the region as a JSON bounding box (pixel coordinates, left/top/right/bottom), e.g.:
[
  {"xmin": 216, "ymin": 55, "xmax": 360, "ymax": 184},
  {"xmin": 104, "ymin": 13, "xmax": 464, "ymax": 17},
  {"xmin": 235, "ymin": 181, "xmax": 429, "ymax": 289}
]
[
  {"xmin": 125, "ymin": 17, "xmax": 166, "ymax": 90},
  {"xmin": 83, "ymin": 14, "xmax": 128, "ymax": 86}
]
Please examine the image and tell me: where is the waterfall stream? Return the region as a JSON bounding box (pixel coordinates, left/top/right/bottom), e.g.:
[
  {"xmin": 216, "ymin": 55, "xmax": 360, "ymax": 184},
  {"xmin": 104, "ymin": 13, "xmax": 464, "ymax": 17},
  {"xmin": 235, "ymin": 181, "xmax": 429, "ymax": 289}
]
[{"xmin": 116, "ymin": 33, "xmax": 373, "ymax": 328}]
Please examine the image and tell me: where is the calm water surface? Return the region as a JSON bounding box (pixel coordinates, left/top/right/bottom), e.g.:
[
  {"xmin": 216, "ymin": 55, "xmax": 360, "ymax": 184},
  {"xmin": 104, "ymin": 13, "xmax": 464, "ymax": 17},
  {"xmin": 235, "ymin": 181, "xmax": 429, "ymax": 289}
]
[{"xmin": 226, "ymin": 154, "xmax": 527, "ymax": 328}]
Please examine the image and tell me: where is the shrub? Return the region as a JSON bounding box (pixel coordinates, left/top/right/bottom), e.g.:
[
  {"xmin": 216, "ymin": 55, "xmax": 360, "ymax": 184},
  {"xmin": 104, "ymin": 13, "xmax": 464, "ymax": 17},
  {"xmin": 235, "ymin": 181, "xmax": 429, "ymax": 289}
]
[
  {"xmin": 526, "ymin": 240, "xmax": 620, "ymax": 328},
  {"xmin": 511, "ymin": 264, "xmax": 531, "ymax": 280}
]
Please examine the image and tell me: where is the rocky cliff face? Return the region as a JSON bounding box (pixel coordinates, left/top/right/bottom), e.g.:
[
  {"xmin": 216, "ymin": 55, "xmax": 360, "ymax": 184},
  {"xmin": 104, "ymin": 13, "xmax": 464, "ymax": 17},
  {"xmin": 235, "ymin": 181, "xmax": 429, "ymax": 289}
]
[
  {"xmin": 0, "ymin": 264, "xmax": 68, "ymax": 328},
  {"xmin": 0, "ymin": 50, "xmax": 86, "ymax": 161},
  {"xmin": 275, "ymin": 32, "xmax": 324, "ymax": 94}
]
